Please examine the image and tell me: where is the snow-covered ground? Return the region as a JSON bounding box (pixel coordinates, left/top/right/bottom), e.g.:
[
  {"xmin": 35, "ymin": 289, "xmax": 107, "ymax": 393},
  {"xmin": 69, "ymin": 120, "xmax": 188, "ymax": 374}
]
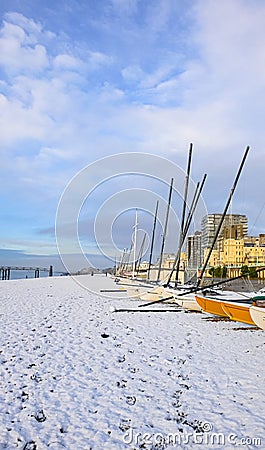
[{"xmin": 0, "ymin": 274, "xmax": 264, "ymax": 450}]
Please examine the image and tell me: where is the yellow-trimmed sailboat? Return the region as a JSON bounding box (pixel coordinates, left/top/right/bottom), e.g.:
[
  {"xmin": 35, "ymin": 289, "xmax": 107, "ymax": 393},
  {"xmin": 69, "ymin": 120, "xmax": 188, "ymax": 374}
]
[
  {"xmin": 195, "ymin": 295, "xmax": 228, "ymax": 317},
  {"xmin": 220, "ymin": 301, "xmax": 255, "ymax": 325}
]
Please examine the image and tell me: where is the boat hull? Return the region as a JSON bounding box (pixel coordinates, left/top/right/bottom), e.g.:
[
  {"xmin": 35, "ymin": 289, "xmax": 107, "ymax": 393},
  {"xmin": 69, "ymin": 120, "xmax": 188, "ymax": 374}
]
[
  {"xmin": 162, "ymin": 287, "xmax": 203, "ymax": 311},
  {"xmin": 250, "ymin": 306, "xmax": 265, "ymax": 330},
  {"xmin": 221, "ymin": 301, "xmax": 255, "ymax": 325},
  {"xmin": 139, "ymin": 287, "xmax": 173, "ymax": 302},
  {"xmin": 174, "ymin": 295, "xmax": 202, "ymax": 312},
  {"xmin": 195, "ymin": 295, "xmax": 228, "ymax": 317}
]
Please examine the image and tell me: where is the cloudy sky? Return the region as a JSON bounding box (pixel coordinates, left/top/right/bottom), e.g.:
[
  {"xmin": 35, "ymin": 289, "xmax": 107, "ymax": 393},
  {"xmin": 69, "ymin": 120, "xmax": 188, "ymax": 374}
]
[{"xmin": 0, "ymin": 0, "xmax": 265, "ymax": 271}]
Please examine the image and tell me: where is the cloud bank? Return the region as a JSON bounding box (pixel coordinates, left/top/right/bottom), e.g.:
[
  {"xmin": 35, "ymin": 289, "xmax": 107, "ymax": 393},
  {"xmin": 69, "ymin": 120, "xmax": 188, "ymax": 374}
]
[{"xmin": 0, "ymin": 0, "xmax": 264, "ymax": 269}]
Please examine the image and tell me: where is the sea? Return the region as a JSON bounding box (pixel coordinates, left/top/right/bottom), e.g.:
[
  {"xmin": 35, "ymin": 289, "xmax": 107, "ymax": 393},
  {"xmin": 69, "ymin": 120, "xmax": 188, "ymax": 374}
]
[{"xmin": 1, "ymin": 270, "xmax": 64, "ymax": 281}]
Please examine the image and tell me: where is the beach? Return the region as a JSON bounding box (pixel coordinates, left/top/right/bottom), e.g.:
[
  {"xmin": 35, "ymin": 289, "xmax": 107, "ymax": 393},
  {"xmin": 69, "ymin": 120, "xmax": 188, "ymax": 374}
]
[{"xmin": 0, "ymin": 274, "xmax": 264, "ymax": 449}]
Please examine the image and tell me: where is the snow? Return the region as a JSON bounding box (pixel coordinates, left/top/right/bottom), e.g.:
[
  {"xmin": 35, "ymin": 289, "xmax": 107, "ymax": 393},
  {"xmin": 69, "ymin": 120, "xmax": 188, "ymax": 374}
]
[{"xmin": 0, "ymin": 274, "xmax": 264, "ymax": 449}]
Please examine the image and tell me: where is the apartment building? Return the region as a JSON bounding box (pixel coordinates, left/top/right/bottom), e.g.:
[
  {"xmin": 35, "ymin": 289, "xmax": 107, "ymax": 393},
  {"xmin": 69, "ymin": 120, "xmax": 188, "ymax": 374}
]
[{"xmin": 201, "ymin": 214, "xmax": 248, "ymax": 249}]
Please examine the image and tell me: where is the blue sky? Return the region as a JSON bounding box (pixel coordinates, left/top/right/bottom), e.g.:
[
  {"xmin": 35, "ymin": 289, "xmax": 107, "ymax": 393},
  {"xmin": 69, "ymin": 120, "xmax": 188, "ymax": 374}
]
[{"xmin": 0, "ymin": 0, "xmax": 265, "ymax": 271}]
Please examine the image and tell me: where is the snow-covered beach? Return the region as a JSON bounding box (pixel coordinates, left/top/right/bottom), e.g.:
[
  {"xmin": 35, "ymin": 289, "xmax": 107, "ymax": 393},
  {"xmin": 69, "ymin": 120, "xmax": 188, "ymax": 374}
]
[{"xmin": 0, "ymin": 274, "xmax": 264, "ymax": 450}]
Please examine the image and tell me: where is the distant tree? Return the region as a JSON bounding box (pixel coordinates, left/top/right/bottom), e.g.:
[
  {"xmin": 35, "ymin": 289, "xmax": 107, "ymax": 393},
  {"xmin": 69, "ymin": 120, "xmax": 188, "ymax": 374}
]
[
  {"xmin": 208, "ymin": 266, "xmax": 227, "ymax": 278},
  {"xmin": 213, "ymin": 266, "xmax": 221, "ymax": 277},
  {"xmin": 241, "ymin": 265, "xmax": 249, "ymax": 276},
  {"xmin": 221, "ymin": 265, "xmax": 227, "ymax": 278},
  {"xmin": 214, "ymin": 266, "xmax": 227, "ymax": 278}
]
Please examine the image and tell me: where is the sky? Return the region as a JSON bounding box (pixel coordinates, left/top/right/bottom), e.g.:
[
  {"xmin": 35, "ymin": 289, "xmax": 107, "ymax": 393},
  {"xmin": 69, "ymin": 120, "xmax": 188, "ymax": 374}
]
[{"xmin": 0, "ymin": 0, "xmax": 265, "ymax": 272}]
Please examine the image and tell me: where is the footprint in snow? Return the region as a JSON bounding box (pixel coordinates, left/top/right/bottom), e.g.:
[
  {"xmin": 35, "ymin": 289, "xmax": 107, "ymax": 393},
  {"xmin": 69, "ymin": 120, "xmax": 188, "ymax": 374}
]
[
  {"xmin": 23, "ymin": 442, "xmax": 37, "ymax": 450},
  {"xmin": 119, "ymin": 417, "xmax": 131, "ymax": 431},
  {"xmin": 126, "ymin": 396, "xmax": 136, "ymax": 405},
  {"xmin": 34, "ymin": 409, "xmax": 46, "ymax": 422},
  {"xmin": 117, "ymin": 379, "xmax": 127, "ymax": 388},
  {"xmin": 101, "ymin": 333, "xmax": 109, "ymax": 338}
]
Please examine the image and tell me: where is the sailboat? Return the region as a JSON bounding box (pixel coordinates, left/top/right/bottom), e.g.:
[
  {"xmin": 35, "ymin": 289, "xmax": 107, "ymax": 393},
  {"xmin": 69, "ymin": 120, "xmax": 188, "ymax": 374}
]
[
  {"xmin": 195, "ymin": 291, "xmax": 265, "ymax": 326},
  {"xmin": 221, "ymin": 300, "xmax": 255, "ymax": 325},
  {"xmin": 164, "ymin": 146, "xmax": 251, "ymax": 312},
  {"xmin": 250, "ymin": 298, "xmax": 265, "ymax": 329},
  {"xmin": 138, "ymin": 145, "xmax": 201, "ymax": 306},
  {"xmin": 115, "ymin": 209, "xmax": 160, "ymax": 299},
  {"xmin": 195, "ymin": 291, "xmax": 253, "ymax": 318}
]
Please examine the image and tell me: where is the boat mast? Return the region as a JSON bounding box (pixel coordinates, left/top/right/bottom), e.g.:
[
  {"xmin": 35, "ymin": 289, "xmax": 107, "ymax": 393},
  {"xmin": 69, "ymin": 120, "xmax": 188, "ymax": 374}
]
[
  {"xmin": 114, "ymin": 255, "xmax": 117, "ymax": 276},
  {"xmin": 165, "ymin": 172, "xmax": 207, "ymax": 286},
  {"xmin": 174, "ymin": 144, "xmax": 193, "ymax": 284},
  {"xmin": 157, "ymin": 178, "xmax": 174, "ymax": 282},
  {"xmin": 124, "ymin": 243, "xmax": 133, "ymax": 273},
  {"xmin": 119, "ymin": 248, "xmax": 127, "ymax": 275},
  {"xmin": 132, "ymin": 208, "xmax": 138, "ymax": 279},
  {"xmin": 147, "ymin": 200, "xmax": 159, "ymax": 280},
  {"xmin": 136, "ymin": 232, "xmax": 147, "ymax": 274}
]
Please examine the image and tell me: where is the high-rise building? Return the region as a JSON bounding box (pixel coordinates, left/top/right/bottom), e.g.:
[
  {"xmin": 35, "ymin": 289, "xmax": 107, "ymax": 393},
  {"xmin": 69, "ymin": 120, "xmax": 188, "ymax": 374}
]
[
  {"xmin": 186, "ymin": 231, "xmax": 202, "ymax": 269},
  {"xmin": 201, "ymin": 214, "xmax": 248, "ymax": 249}
]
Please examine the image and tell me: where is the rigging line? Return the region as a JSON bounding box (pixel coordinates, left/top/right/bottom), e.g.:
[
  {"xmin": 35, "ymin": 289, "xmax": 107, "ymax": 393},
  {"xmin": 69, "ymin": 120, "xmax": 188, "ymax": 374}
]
[
  {"xmin": 249, "ymin": 199, "xmax": 265, "ymax": 235},
  {"xmin": 165, "ymin": 173, "xmax": 207, "ymax": 286},
  {"xmin": 132, "ymin": 209, "xmax": 138, "ymax": 279}
]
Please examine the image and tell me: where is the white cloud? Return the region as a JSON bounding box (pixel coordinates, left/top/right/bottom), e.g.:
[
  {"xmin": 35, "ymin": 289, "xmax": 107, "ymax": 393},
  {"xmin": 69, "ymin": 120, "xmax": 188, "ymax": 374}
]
[
  {"xmin": 88, "ymin": 50, "xmax": 113, "ymax": 67},
  {"xmin": 191, "ymin": 0, "xmax": 265, "ymax": 94},
  {"xmin": 98, "ymin": 82, "xmax": 125, "ymax": 102},
  {"xmin": 0, "ymin": 2, "xmax": 265, "ymax": 259},
  {"xmin": 0, "ymin": 20, "xmax": 49, "ymax": 74},
  {"xmin": 0, "ymin": 91, "xmax": 48, "ymax": 147},
  {"xmin": 121, "ymin": 65, "xmax": 144, "ymax": 83},
  {"xmin": 122, "ymin": 63, "xmax": 179, "ymax": 92},
  {"xmin": 5, "ymin": 12, "xmax": 43, "ymax": 37},
  {"xmin": 38, "ymin": 146, "xmax": 74, "ymax": 161},
  {"xmin": 53, "ymin": 53, "xmax": 83, "ymax": 70}
]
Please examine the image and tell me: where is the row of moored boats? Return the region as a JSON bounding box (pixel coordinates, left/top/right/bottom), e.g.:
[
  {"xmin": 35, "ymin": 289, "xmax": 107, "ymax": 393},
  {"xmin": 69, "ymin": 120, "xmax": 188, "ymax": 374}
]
[{"xmin": 115, "ymin": 278, "xmax": 265, "ymax": 329}]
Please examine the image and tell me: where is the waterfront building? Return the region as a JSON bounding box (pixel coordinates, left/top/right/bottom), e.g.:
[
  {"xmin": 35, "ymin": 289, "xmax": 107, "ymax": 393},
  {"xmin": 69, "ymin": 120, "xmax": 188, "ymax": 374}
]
[
  {"xmin": 185, "ymin": 231, "xmax": 203, "ymax": 281},
  {"xmin": 211, "ymin": 231, "xmax": 265, "ymax": 279},
  {"xmin": 201, "ymin": 214, "xmax": 248, "ymax": 249},
  {"xmin": 148, "ymin": 253, "xmax": 186, "ymax": 284}
]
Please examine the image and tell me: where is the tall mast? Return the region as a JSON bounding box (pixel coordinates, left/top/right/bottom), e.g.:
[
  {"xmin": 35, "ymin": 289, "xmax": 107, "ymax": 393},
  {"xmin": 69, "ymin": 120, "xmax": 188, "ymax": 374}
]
[
  {"xmin": 147, "ymin": 200, "xmax": 159, "ymax": 280},
  {"xmin": 180, "ymin": 144, "xmax": 193, "ymax": 242},
  {"xmin": 157, "ymin": 178, "xmax": 174, "ymax": 282},
  {"xmin": 124, "ymin": 243, "xmax": 133, "ymax": 272},
  {"xmin": 119, "ymin": 248, "xmax": 127, "ymax": 274},
  {"xmin": 165, "ymin": 172, "xmax": 207, "ymax": 286},
  {"xmin": 132, "ymin": 208, "xmax": 138, "ymax": 279},
  {"xmin": 136, "ymin": 232, "xmax": 147, "ymax": 273},
  {"xmin": 174, "ymin": 144, "xmax": 193, "ymax": 283}
]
